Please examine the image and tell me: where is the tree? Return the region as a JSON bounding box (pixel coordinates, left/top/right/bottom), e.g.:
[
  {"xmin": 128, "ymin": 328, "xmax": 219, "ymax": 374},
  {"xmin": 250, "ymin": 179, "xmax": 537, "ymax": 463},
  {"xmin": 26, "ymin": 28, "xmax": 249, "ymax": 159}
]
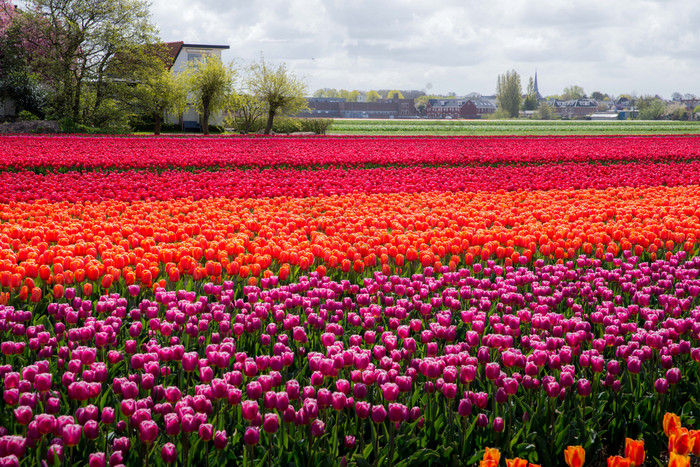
[
  {"xmin": 182, "ymin": 55, "xmax": 236, "ymax": 135},
  {"xmin": 15, "ymin": 0, "xmax": 159, "ymax": 123},
  {"xmin": 313, "ymin": 89, "xmax": 325, "ymax": 98},
  {"xmin": 347, "ymin": 90, "xmax": 360, "ymax": 102},
  {"xmin": 496, "ymin": 69, "xmax": 521, "ymax": 118},
  {"xmin": 591, "ymin": 91, "xmax": 606, "ymax": 101},
  {"xmin": 365, "ymin": 90, "xmax": 381, "ymax": 103},
  {"xmin": 665, "ymin": 102, "xmax": 687, "ymax": 121},
  {"xmin": 387, "ymin": 90, "xmax": 404, "ymax": 99},
  {"xmin": 226, "ymin": 92, "xmax": 266, "ymax": 134},
  {"xmin": 636, "ymin": 96, "xmax": 666, "ymax": 120},
  {"xmin": 414, "ymin": 95, "xmax": 430, "ymax": 114},
  {"xmin": 534, "ymin": 102, "xmax": 555, "ymax": 120},
  {"xmin": 246, "ymin": 55, "xmax": 308, "ymax": 135},
  {"xmin": 133, "ymin": 66, "xmax": 186, "ymax": 135},
  {"xmin": 521, "ymin": 76, "xmax": 538, "ymax": 111},
  {"xmin": 561, "ymin": 85, "xmax": 586, "ymax": 100},
  {"xmin": 0, "ymin": 5, "xmax": 47, "ymax": 117}
]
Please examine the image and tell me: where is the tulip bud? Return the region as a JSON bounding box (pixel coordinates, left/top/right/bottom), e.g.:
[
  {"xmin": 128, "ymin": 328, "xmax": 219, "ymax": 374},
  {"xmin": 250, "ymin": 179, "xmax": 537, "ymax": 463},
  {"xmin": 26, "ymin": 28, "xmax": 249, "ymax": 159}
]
[
  {"xmin": 213, "ymin": 430, "xmax": 227, "ymax": 450},
  {"xmin": 243, "ymin": 427, "xmax": 259, "ymax": 445},
  {"xmin": 161, "ymin": 443, "xmax": 177, "ymax": 464}
]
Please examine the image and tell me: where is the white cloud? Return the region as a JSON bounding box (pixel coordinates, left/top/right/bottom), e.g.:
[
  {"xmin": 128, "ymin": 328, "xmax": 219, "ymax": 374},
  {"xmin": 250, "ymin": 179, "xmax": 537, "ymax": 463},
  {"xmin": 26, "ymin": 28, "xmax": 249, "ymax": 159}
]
[{"xmin": 149, "ymin": 0, "xmax": 700, "ymax": 97}]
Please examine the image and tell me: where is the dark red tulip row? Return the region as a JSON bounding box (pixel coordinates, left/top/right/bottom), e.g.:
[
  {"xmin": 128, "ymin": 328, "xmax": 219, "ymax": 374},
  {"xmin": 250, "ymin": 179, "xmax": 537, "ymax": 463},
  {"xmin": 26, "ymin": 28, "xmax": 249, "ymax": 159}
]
[
  {"xmin": 1, "ymin": 135, "xmax": 700, "ymax": 170},
  {"xmin": 3, "ymin": 160, "xmax": 700, "ymax": 202}
]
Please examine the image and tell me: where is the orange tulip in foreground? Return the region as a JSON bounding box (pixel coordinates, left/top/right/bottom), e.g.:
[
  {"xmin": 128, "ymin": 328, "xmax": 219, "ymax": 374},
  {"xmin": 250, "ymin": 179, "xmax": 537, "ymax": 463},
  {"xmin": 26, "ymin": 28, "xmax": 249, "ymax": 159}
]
[
  {"xmin": 664, "ymin": 413, "xmax": 682, "ymax": 438},
  {"xmin": 668, "ymin": 452, "xmax": 690, "ymax": 467},
  {"xmin": 564, "ymin": 446, "xmax": 585, "ymax": 467},
  {"xmin": 506, "ymin": 458, "xmax": 529, "ymax": 467},
  {"xmin": 669, "ymin": 428, "xmax": 695, "ymax": 456},
  {"xmin": 480, "ymin": 447, "xmax": 501, "ymax": 467},
  {"xmin": 689, "ymin": 430, "xmax": 700, "ymax": 456},
  {"xmin": 624, "ymin": 438, "xmax": 644, "ymax": 466},
  {"xmin": 607, "ymin": 456, "xmax": 631, "ymax": 467}
]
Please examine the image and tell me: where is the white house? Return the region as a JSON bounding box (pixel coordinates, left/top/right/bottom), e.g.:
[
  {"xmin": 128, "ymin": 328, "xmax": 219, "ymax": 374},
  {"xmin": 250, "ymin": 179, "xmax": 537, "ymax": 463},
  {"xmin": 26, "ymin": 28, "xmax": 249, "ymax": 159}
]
[{"xmin": 164, "ymin": 41, "xmax": 230, "ymax": 128}]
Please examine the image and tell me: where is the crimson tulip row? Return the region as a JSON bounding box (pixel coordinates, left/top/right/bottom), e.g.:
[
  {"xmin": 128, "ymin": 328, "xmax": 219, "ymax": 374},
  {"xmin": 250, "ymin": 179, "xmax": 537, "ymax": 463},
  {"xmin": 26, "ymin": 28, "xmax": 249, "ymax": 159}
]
[
  {"xmin": 1, "ymin": 135, "xmax": 700, "ymax": 170},
  {"xmin": 4, "ymin": 160, "xmax": 700, "ymax": 202}
]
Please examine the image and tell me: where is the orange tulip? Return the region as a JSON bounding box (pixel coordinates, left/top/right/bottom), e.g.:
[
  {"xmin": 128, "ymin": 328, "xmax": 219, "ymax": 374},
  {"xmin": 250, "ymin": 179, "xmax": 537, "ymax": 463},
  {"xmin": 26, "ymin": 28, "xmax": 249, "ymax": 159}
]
[
  {"xmin": 506, "ymin": 458, "xmax": 528, "ymax": 467},
  {"xmin": 564, "ymin": 446, "xmax": 585, "ymax": 467},
  {"xmin": 668, "ymin": 452, "xmax": 690, "ymax": 467},
  {"xmin": 624, "ymin": 438, "xmax": 644, "ymax": 466},
  {"xmin": 607, "ymin": 456, "xmax": 631, "ymax": 467},
  {"xmin": 483, "ymin": 447, "xmax": 501, "ymax": 464},
  {"xmin": 669, "ymin": 429, "xmax": 695, "ymax": 456},
  {"xmin": 30, "ymin": 286, "xmax": 42, "ymax": 303},
  {"xmin": 664, "ymin": 413, "xmax": 682, "ymax": 438},
  {"xmin": 689, "ymin": 430, "xmax": 700, "ymax": 456}
]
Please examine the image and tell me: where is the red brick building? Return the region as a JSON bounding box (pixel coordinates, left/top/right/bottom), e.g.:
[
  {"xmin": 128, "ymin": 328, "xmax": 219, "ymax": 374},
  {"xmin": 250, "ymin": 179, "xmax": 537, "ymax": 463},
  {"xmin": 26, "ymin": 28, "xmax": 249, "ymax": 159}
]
[{"xmin": 425, "ymin": 99, "xmax": 496, "ymax": 119}]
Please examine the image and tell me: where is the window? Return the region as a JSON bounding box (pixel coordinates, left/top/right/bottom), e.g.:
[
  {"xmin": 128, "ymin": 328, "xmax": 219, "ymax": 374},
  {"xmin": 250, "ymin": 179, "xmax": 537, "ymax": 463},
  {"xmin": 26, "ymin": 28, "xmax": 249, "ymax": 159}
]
[{"xmin": 187, "ymin": 53, "xmax": 202, "ymax": 62}]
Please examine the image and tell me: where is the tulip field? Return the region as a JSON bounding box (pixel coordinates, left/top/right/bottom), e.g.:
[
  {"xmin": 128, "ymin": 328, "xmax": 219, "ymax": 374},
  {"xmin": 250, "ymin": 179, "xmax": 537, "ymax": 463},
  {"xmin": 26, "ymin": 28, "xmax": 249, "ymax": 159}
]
[{"xmin": 0, "ymin": 134, "xmax": 700, "ymax": 467}]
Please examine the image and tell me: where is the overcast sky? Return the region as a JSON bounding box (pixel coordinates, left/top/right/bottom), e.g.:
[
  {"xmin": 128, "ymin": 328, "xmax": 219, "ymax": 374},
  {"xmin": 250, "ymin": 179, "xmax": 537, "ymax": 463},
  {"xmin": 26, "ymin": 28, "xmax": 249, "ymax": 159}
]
[{"xmin": 151, "ymin": 0, "xmax": 700, "ymax": 98}]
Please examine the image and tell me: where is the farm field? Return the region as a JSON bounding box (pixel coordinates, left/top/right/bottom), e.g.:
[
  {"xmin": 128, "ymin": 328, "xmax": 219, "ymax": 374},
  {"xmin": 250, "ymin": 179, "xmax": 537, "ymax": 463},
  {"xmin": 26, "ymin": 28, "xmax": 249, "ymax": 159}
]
[
  {"xmin": 0, "ymin": 134, "xmax": 699, "ymax": 466},
  {"xmin": 328, "ymin": 119, "xmax": 700, "ymax": 135}
]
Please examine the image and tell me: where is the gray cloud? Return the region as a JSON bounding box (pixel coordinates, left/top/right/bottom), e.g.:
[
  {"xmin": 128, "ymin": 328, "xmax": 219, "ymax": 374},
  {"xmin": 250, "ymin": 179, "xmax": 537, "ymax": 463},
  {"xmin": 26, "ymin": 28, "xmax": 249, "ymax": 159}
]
[{"xmin": 150, "ymin": 0, "xmax": 700, "ymax": 97}]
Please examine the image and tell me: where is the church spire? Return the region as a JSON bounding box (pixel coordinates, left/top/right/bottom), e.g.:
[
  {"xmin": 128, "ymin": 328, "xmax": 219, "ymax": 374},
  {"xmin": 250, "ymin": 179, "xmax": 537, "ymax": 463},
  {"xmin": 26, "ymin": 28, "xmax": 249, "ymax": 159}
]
[{"xmin": 534, "ymin": 69, "xmax": 540, "ymax": 97}]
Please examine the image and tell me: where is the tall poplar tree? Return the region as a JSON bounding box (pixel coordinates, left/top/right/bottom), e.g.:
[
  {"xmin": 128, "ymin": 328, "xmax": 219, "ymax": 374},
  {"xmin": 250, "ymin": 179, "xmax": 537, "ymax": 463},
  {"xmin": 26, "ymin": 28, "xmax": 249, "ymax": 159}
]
[{"xmin": 496, "ymin": 70, "xmax": 522, "ymax": 118}]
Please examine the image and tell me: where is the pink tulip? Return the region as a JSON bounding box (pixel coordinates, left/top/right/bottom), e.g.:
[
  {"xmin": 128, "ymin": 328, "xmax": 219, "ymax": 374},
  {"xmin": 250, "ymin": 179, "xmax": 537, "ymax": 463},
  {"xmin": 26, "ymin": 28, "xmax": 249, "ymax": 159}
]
[
  {"xmin": 214, "ymin": 430, "xmax": 227, "ymax": 449},
  {"xmin": 62, "ymin": 424, "xmax": 82, "ymax": 447},
  {"xmin": 243, "ymin": 427, "xmax": 259, "ymax": 445},
  {"xmin": 262, "ymin": 413, "xmax": 279, "ymax": 434},
  {"xmin": 311, "ymin": 419, "xmax": 325, "ymax": 437},
  {"xmin": 138, "ymin": 420, "xmax": 158, "ymax": 444}
]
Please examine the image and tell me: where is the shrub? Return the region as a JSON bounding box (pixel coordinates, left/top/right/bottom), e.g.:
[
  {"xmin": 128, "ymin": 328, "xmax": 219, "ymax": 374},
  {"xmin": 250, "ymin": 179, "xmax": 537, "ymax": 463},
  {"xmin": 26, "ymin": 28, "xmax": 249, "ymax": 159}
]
[
  {"xmin": 299, "ymin": 118, "xmax": 334, "ymax": 134},
  {"xmin": 59, "ymin": 118, "xmax": 130, "ymax": 135},
  {"xmin": 271, "ymin": 117, "xmax": 303, "ymax": 134},
  {"xmin": 18, "ymin": 110, "xmax": 39, "ymax": 121}
]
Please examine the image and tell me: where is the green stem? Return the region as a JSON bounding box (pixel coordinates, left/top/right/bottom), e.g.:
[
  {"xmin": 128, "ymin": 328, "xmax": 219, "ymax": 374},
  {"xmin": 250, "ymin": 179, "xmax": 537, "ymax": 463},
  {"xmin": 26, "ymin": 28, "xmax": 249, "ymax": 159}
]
[{"xmin": 388, "ymin": 422, "xmax": 395, "ymax": 467}]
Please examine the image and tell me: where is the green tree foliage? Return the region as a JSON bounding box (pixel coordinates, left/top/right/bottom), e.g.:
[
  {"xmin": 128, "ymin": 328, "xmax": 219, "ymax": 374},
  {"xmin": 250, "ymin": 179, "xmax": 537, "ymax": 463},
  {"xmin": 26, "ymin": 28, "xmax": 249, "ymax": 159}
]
[
  {"xmin": 347, "ymin": 90, "xmax": 360, "ymax": 102},
  {"xmin": 561, "ymin": 85, "xmax": 586, "ymax": 100},
  {"xmin": 521, "ymin": 76, "xmax": 538, "ymax": 111},
  {"xmin": 365, "ymin": 90, "xmax": 381, "ymax": 103},
  {"xmin": 225, "ymin": 92, "xmax": 266, "ymax": 134},
  {"xmin": 636, "ymin": 96, "xmax": 667, "ymax": 120},
  {"xmin": 387, "ymin": 90, "xmax": 404, "ymax": 99},
  {"xmin": 414, "ymin": 95, "xmax": 429, "ymax": 114},
  {"xmin": 0, "ymin": 14, "xmax": 47, "ymax": 117},
  {"xmin": 496, "ymin": 69, "xmax": 522, "ymax": 118},
  {"xmin": 246, "ymin": 55, "xmax": 308, "ymax": 135},
  {"xmin": 665, "ymin": 102, "xmax": 688, "ymax": 121},
  {"xmin": 133, "ymin": 63, "xmax": 186, "ymax": 135},
  {"xmin": 591, "ymin": 91, "xmax": 606, "ymax": 101},
  {"xmin": 182, "ymin": 55, "xmax": 236, "ymax": 135},
  {"xmin": 534, "ymin": 102, "xmax": 555, "ymax": 120},
  {"xmin": 15, "ymin": 0, "xmax": 159, "ymax": 124}
]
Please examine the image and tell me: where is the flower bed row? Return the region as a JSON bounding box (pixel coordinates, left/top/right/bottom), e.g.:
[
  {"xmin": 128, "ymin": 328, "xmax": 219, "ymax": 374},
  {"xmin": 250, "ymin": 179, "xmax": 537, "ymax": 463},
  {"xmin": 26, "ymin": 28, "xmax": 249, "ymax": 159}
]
[
  {"xmin": 4, "ymin": 160, "xmax": 700, "ymax": 202},
  {"xmin": 1, "ymin": 135, "xmax": 699, "ymax": 170},
  {"xmin": 1, "ymin": 186, "xmax": 699, "ymax": 307},
  {"xmin": 0, "ymin": 251, "xmax": 698, "ymax": 465}
]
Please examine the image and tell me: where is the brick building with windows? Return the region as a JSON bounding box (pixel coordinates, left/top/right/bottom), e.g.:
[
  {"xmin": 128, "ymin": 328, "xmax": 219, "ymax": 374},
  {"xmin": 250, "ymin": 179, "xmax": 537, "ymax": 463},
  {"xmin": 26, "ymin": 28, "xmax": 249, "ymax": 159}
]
[
  {"xmin": 303, "ymin": 98, "xmax": 418, "ymax": 119},
  {"xmin": 425, "ymin": 99, "xmax": 496, "ymax": 119}
]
